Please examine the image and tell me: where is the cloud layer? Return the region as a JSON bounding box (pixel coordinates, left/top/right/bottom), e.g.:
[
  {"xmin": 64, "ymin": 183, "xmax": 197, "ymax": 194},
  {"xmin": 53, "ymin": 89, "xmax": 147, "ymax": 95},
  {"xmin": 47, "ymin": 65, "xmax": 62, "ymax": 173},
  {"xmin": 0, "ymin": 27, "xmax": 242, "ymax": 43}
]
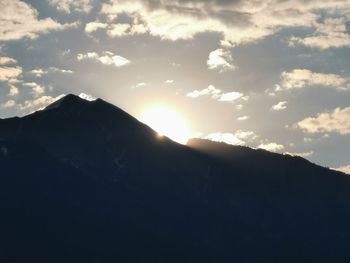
[
  {"xmin": 87, "ymin": 0, "xmax": 350, "ymax": 47},
  {"xmin": 0, "ymin": 0, "xmax": 75, "ymax": 41}
]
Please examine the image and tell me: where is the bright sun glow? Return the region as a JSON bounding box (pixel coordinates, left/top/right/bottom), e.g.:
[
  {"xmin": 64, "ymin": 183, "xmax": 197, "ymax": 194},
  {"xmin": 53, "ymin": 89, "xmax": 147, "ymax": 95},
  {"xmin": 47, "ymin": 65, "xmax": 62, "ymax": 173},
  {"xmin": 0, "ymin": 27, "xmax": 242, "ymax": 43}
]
[{"xmin": 140, "ymin": 107, "xmax": 189, "ymax": 144}]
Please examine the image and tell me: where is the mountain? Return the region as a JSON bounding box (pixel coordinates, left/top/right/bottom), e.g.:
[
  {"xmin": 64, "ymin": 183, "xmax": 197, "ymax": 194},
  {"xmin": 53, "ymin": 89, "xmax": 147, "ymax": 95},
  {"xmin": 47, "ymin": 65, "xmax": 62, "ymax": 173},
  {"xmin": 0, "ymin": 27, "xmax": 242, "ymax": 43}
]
[{"xmin": 0, "ymin": 94, "xmax": 349, "ymax": 262}]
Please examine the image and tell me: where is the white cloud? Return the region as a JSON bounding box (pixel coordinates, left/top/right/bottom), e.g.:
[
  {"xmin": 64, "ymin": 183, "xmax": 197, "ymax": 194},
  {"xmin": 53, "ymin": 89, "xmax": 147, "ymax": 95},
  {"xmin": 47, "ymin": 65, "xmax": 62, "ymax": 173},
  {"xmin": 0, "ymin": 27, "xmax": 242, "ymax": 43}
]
[
  {"xmin": 204, "ymin": 132, "xmax": 245, "ymax": 146},
  {"xmin": 215, "ymin": 91, "xmax": 243, "ymax": 102},
  {"xmin": 235, "ymin": 130, "xmax": 258, "ymax": 141},
  {"xmin": 0, "ymin": 57, "xmax": 17, "ymax": 65},
  {"xmin": 186, "ymin": 85, "xmax": 221, "ymax": 98},
  {"xmin": 265, "ymin": 84, "xmax": 283, "ymax": 96},
  {"xmin": 19, "ymin": 94, "xmax": 65, "ymax": 110},
  {"xmin": 48, "ymin": 0, "xmax": 92, "ymax": 13},
  {"xmin": 290, "ymin": 17, "xmax": 350, "ymax": 49},
  {"xmin": 0, "ymin": 66, "xmax": 22, "ymax": 82},
  {"xmin": 187, "ymin": 85, "xmax": 243, "ymax": 103},
  {"xmin": 23, "ymin": 82, "xmax": 45, "ymax": 96},
  {"xmin": 62, "ymin": 49, "xmax": 71, "ymax": 56},
  {"xmin": 77, "ymin": 52, "xmax": 98, "ymax": 60},
  {"xmin": 49, "ymin": 67, "xmax": 74, "ymax": 74},
  {"xmin": 29, "ymin": 68, "xmax": 47, "ymax": 77},
  {"xmin": 77, "ymin": 51, "xmax": 130, "ymax": 67},
  {"xmin": 284, "ymin": 151, "xmax": 314, "ymax": 158},
  {"xmin": 85, "ymin": 22, "xmax": 108, "ymax": 33},
  {"xmin": 28, "ymin": 67, "xmax": 74, "ymax": 77},
  {"xmin": 9, "ymin": 85, "xmax": 19, "ymax": 96},
  {"xmin": 1, "ymin": 100, "xmax": 16, "ymax": 108},
  {"xmin": 280, "ymin": 69, "xmax": 348, "ymax": 90},
  {"xmin": 0, "ymin": 0, "xmax": 76, "ymax": 41},
  {"xmin": 258, "ymin": 142, "xmax": 285, "ymax": 152},
  {"xmin": 237, "ymin": 116, "xmax": 249, "ymax": 121},
  {"xmin": 165, "ymin": 80, "xmax": 174, "ymax": 84},
  {"xmin": 272, "ymin": 101, "xmax": 288, "ymax": 111},
  {"xmin": 132, "ymin": 82, "xmax": 148, "ymax": 89},
  {"xmin": 297, "ymin": 106, "xmax": 350, "ymax": 135},
  {"xmin": 207, "ymin": 49, "xmax": 235, "ymax": 72},
  {"xmin": 334, "ymin": 165, "xmax": 350, "ymax": 175},
  {"xmin": 199, "ymin": 130, "xmax": 257, "ymax": 146}
]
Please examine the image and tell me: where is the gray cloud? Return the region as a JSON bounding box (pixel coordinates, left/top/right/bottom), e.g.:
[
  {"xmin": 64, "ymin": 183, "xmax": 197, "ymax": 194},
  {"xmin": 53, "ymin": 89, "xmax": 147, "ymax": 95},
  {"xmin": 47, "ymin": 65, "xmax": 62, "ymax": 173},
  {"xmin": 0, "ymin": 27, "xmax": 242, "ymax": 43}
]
[{"xmin": 94, "ymin": 0, "xmax": 350, "ymax": 46}]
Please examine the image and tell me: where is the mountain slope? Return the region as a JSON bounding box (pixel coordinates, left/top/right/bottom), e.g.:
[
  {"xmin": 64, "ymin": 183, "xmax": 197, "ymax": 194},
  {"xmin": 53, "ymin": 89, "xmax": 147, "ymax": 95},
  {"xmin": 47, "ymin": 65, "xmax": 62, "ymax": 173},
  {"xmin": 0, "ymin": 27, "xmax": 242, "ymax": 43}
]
[{"xmin": 0, "ymin": 94, "xmax": 349, "ymax": 262}]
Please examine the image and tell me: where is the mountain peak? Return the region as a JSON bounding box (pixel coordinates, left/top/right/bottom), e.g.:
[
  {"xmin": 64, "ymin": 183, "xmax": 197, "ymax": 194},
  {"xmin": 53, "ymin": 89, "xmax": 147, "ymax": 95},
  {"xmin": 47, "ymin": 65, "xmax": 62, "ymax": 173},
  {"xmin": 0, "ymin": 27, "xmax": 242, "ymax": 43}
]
[{"xmin": 44, "ymin": 94, "xmax": 92, "ymax": 111}]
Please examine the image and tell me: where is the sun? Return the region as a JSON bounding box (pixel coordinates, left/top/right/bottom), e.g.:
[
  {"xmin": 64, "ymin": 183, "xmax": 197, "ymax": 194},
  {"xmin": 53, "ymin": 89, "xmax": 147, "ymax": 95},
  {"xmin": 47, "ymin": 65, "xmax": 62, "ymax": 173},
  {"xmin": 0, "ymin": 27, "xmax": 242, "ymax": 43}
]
[{"xmin": 139, "ymin": 107, "xmax": 189, "ymax": 144}]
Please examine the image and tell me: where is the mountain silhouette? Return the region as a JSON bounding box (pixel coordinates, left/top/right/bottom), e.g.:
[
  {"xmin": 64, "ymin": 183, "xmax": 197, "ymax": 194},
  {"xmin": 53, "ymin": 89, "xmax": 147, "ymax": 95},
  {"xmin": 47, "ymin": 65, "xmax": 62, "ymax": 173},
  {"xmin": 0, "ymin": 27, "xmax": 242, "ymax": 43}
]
[{"xmin": 0, "ymin": 94, "xmax": 349, "ymax": 262}]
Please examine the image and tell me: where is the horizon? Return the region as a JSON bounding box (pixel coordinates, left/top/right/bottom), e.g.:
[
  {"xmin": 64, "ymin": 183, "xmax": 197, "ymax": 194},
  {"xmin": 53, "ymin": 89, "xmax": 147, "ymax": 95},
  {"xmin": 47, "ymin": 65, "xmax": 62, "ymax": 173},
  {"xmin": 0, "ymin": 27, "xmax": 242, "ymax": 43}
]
[{"xmin": 0, "ymin": 0, "xmax": 349, "ymax": 173}]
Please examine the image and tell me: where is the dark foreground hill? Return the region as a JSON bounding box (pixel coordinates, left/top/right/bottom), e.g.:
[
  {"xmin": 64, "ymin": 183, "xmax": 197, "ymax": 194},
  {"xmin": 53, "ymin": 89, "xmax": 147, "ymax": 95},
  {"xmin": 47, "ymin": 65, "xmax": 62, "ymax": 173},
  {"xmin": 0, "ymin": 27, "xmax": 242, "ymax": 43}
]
[{"xmin": 0, "ymin": 94, "xmax": 349, "ymax": 262}]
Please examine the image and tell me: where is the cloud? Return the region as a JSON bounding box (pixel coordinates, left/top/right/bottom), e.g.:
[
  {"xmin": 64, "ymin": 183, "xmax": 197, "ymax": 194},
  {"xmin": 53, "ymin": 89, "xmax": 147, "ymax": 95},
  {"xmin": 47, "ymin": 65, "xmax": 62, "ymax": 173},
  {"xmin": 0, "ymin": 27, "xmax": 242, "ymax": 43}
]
[
  {"xmin": 23, "ymin": 82, "xmax": 45, "ymax": 96},
  {"xmin": 48, "ymin": 0, "xmax": 93, "ymax": 13},
  {"xmin": 165, "ymin": 80, "xmax": 174, "ymax": 84},
  {"xmin": 19, "ymin": 94, "xmax": 65, "ymax": 110},
  {"xmin": 272, "ymin": 101, "xmax": 287, "ymax": 111},
  {"xmin": 237, "ymin": 115, "xmax": 249, "ymax": 121},
  {"xmin": 186, "ymin": 85, "xmax": 221, "ymax": 98},
  {"xmin": 107, "ymin": 23, "xmax": 132, "ymax": 37},
  {"xmin": 0, "ymin": 66, "xmax": 22, "ymax": 83},
  {"xmin": 92, "ymin": 0, "xmax": 350, "ymax": 46},
  {"xmin": 85, "ymin": 22, "xmax": 108, "ymax": 33},
  {"xmin": 131, "ymin": 82, "xmax": 148, "ymax": 89},
  {"xmin": 77, "ymin": 51, "xmax": 130, "ymax": 67},
  {"xmin": 199, "ymin": 130, "xmax": 257, "ymax": 146},
  {"xmin": 29, "ymin": 68, "xmax": 47, "ymax": 77},
  {"xmin": 334, "ymin": 165, "xmax": 350, "ymax": 175},
  {"xmin": 280, "ymin": 69, "xmax": 348, "ymax": 90},
  {"xmin": 0, "ymin": 0, "xmax": 76, "ymax": 41},
  {"xmin": 258, "ymin": 142, "xmax": 285, "ymax": 152},
  {"xmin": 297, "ymin": 106, "xmax": 350, "ymax": 135},
  {"xmin": 284, "ymin": 151, "xmax": 314, "ymax": 158},
  {"xmin": 187, "ymin": 85, "xmax": 243, "ymax": 103},
  {"xmin": 265, "ymin": 84, "xmax": 283, "ymax": 96},
  {"xmin": 1, "ymin": 100, "xmax": 16, "ymax": 108},
  {"xmin": 9, "ymin": 85, "xmax": 19, "ymax": 96},
  {"xmin": 86, "ymin": 21, "xmax": 148, "ymax": 37},
  {"xmin": 28, "ymin": 67, "xmax": 74, "ymax": 77},
  {"xmin": 204, "ymin": 132, "xmax": 245, "ymax": 146},
  {"xmin": 290, "ymin": 17, "xmax": 350, "ymax": 49},
  {"xmin": 235, "ymin": 130, "xmax": 258, "ymax": 141},
  {"xmin": 207, "ymin": 49, "xmax": 235, "ymax": 71},
  {"xmin": 216, "ymin": 91, "xmax": 243, "ymax": 102},
  {"xmin": 49, "ymin": 67, "xmax": 74, "ymax": 74},
  {"xmin": 0, "ymin": 57, "xmax": 17, "ymax": 65}
]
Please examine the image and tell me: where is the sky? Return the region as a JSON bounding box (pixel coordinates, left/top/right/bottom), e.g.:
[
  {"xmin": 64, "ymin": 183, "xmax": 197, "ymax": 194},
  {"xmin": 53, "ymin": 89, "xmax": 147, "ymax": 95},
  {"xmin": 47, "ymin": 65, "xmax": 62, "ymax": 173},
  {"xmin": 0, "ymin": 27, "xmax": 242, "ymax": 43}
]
[{"xmin": 0, "ymin": 0, "xmax": 349, "ymax": 173}]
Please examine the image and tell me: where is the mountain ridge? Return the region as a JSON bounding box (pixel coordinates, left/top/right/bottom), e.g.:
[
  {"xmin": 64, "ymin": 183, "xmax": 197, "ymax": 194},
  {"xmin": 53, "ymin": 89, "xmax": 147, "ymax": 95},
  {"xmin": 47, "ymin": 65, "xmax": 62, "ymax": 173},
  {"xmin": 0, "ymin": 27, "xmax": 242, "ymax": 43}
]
[
  {"xmin": 0, "ymin": 94, "xmax": 350, "ymax": 262},
  {"xmin": 1, "ymin": 93, "xmax": 343, "ymax": 175}
]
